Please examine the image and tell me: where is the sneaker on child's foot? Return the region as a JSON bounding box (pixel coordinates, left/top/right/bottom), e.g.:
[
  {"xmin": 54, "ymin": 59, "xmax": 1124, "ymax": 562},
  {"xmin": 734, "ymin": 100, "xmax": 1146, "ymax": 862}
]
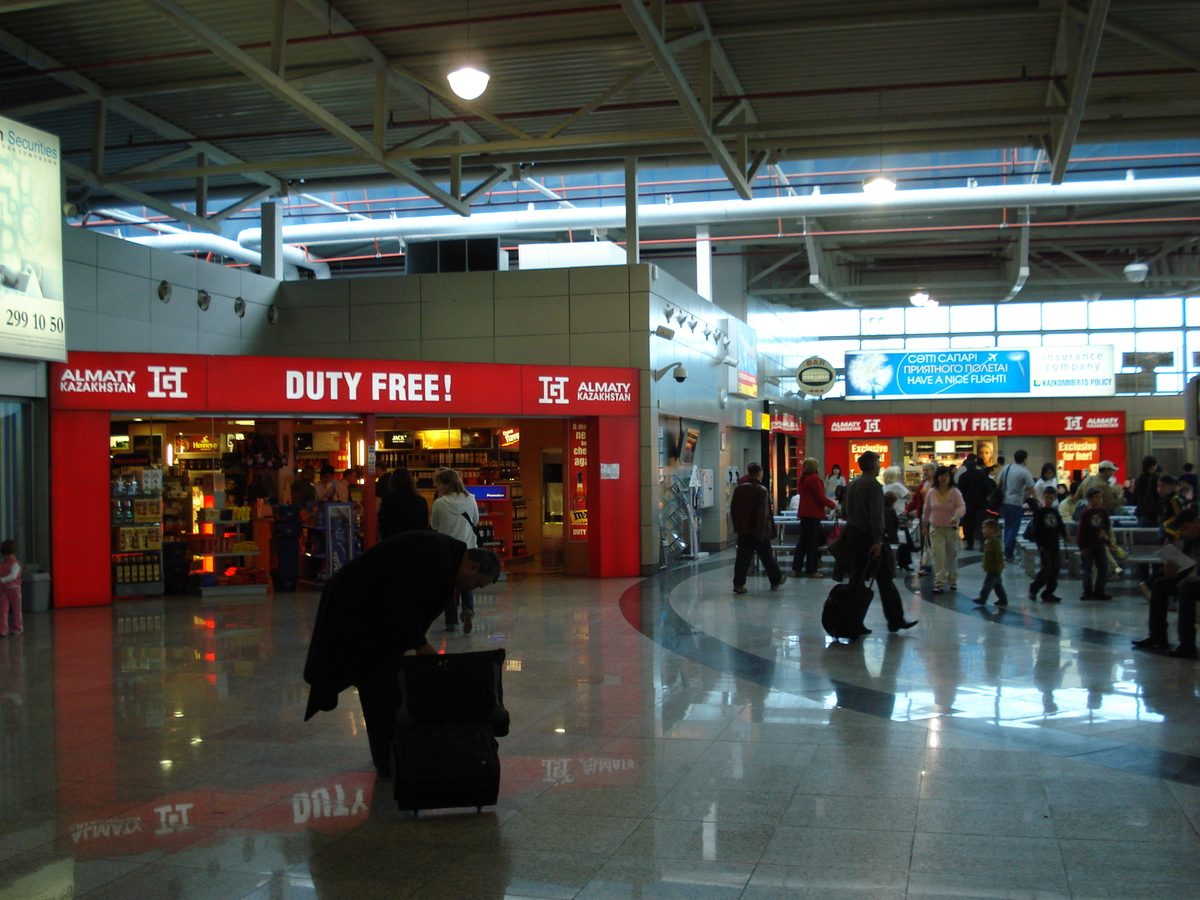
[{"xmin": 733, "ymin": 585, "xmax": 748, "ymax": 594}]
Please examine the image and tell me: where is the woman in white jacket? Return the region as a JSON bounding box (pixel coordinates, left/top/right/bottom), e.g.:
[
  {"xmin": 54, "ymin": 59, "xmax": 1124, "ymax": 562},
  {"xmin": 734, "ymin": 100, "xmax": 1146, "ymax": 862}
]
[{"xmin": 431, "ymin": 468, "xmax": 482, "ymax": 633}]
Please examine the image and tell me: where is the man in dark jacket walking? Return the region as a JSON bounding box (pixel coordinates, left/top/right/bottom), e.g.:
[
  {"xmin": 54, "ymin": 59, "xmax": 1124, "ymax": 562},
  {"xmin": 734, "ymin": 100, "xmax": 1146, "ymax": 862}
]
[
  {"xmin": 843, "ymin": 451, "xmax": 918, "ymax": 633},
  {"xmin": 730, "ymin": 462, "xmax": 785, "ymax": 593},
  {"xmin": 303, "ymin": 530, "xmax": 501, "ymax": 774},
  {"xmin": 956, "ymin": 454, "xmax": 991, "ymax": 550}
]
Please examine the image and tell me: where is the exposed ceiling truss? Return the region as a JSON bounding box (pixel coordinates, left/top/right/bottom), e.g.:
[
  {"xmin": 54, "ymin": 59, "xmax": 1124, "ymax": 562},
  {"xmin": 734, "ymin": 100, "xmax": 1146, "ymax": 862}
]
[{"xmin": 0, "ymin": 0, "xmax": 1194, "ymax": 306}]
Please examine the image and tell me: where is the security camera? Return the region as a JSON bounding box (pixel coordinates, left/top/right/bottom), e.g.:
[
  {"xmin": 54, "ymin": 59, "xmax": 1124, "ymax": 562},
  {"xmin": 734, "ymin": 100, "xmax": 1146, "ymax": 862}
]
[
  {"xmin": 1124, "ymin": 262, "xmax": 1149, "ymax": 283},
  {"xmin": 673, "ymin": 365, "xmax": 688, "ymax": 383}
]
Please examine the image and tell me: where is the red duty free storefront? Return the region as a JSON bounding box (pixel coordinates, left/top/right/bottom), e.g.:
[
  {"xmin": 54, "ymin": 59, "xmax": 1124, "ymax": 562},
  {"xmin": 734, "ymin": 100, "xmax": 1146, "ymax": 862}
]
[
  {"xmin": 49, "ymin": 351, "xmax": 642, "ymax": 607},
  {"xmin": 823, "ymin": 410, "xmax": 1127, "ymax": 483}
]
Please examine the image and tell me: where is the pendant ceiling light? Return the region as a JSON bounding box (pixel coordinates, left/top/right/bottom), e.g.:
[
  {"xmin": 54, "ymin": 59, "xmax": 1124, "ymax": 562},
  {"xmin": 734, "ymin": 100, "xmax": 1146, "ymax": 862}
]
[
  {"xmin": 448, "ymin": 0, "xmax": 489, "ymax": 100},
  {"xmin": 862, "ymin": 93, "xmax": 896, "ymax": 197}
]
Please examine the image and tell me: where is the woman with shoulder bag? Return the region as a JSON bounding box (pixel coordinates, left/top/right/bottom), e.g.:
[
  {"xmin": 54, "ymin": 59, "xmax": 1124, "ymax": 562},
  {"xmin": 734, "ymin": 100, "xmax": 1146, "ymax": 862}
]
[{"xmin": 430, "ymin": 468, "xmax": 482, "ymax": 633}]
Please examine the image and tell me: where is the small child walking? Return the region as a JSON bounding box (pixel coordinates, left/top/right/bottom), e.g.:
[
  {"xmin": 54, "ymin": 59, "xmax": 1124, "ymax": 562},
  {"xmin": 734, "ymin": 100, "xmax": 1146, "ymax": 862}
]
[
  {"xmin": 1028, "ymin": 487, "xmax": 1067, "ymax": 602},
  {"xmin": 975, "ymin": 519, "xmax": 1008, "ymax": 606},
  {"xmin": 0, "ymin": 540, "xmax": 24, "ymax": 637}
]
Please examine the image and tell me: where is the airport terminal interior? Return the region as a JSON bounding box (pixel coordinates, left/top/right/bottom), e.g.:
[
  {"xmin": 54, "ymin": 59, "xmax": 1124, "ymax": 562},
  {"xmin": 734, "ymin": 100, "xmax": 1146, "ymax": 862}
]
[
  {"xmin": 3, "ymin": 556, "xmax": 1200, "ymax": 899},
  {"xmin": 6, "ymin": 2, "xmax": 1200, "ymax": 898}
]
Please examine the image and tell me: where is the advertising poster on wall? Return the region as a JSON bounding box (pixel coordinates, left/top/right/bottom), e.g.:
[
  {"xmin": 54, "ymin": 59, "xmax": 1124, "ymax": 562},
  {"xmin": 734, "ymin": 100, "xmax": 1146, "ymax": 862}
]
[
  {"xmin": 844, "ymin": 347, "xmax": 1114, "ymax": 400},
  {"xmin": 0, "ymin": 113, "xmax": 64, "ymax": 362},
  {"xmin": 567, "ymin": 420, "xmax": 589, "ymax": 542},
  {"xmin": 1057, "ymin": 437, "xmax": 1100, "ymax": 471},
  {"xmin": 849, "ymin": 440, "xmax": 890, "ymax": 474}
]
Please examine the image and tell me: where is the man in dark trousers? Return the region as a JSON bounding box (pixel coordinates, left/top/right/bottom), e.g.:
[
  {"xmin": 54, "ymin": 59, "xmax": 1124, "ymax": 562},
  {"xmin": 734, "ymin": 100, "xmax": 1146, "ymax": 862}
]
[
  {"xmin": 956, "ymin": 454, "xmax": 991, "ymax": 551},
  {"xmin": 303, "ymin": 531, "xmax": 502, "ymax": 775},
  {"xmin": 1134, "ymin": 508, "xmax": 1200, "ymax": 658},
  {"xmin": 843, "ymin": 451, "xmax": 918, "ymax": 633},
  {"xmin": 730, "ymin": 462, "xmax": 786, "ymax": 593}
]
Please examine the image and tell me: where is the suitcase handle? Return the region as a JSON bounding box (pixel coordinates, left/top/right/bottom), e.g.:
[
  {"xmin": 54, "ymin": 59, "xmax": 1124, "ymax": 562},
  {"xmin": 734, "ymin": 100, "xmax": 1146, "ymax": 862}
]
[{"xmin": 858, "ymin": 555, "xmax": 880, "ymax": 590}]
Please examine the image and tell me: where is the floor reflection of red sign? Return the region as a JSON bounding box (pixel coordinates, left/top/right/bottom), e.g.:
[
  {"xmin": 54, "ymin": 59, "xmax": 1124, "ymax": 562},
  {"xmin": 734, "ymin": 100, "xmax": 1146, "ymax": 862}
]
[
  {"xmin": 502, "ymin": 754, "xmax": 639, "ymax": 792},
  {"xmin": 63, "ymin": 774, "xmax": 377, "ymax": 857}
]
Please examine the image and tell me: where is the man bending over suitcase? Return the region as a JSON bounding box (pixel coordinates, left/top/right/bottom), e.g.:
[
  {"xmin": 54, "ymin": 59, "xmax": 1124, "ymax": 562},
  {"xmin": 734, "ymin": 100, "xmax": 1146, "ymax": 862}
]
[
  {"xmin": 843, "ymin": 451, "xmax": 919, "ymax": 633},
  {"xmin": 303, "ymin": 530, "xmax": 502, "ymax": 775}
]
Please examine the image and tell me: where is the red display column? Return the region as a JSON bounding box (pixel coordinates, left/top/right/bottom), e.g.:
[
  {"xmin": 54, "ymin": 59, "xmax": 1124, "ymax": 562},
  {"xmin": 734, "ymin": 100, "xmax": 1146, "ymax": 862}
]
[
  {"xmin": 591, "ymin": 416, "xmax": 641, "ymax": 578},
  {"xmin": 51, "ymin": 410, "xmax": 112, "ymax": 607}
]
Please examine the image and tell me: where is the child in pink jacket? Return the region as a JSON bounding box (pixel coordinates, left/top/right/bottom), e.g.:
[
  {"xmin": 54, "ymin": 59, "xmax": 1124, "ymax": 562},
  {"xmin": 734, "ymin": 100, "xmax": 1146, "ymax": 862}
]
[{"xmin": 0, "ymin": 540, "xmax": 23, "ymax": 637}]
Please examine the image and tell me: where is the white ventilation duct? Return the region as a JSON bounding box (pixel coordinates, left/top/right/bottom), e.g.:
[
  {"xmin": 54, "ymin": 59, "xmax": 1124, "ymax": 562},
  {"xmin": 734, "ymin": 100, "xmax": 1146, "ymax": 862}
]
[
  {"xmin": 127, "ymin": 233, "xmax": 329, "ymax": 279},
  {"xmin": 236, "ymin": 177, "xmax": 1200, "ymax": 249}
]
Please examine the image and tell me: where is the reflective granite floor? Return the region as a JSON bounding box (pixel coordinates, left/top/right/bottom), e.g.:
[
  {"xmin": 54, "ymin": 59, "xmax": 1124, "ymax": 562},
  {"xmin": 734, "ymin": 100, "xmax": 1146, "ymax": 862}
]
[{"xmin": 3, "ymin": 552, "xmax": 1200, "ymax": 899}]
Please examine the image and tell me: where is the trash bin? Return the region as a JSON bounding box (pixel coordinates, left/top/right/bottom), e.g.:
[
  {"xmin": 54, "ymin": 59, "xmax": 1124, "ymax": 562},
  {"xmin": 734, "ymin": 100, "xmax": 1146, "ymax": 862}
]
[{"xmin": 22, "ymin": 565, "xmax": 50, "ymax": 613}]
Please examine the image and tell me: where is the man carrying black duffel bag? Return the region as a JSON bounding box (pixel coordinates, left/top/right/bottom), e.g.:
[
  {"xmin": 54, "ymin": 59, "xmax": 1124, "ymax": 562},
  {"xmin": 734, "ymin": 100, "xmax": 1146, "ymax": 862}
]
[
  {"xmin": 841, "ymin": 450, "xmax": 918, "ymax": 634},
  {"xmin": 303, "ymin": 530, "xmax": 501, "ymax": 775}
]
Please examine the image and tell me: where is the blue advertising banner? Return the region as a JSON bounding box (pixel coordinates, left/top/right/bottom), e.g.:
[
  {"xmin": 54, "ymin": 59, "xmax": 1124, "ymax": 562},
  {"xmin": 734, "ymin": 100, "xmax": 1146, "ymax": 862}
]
[
  {"xmin": 846, "ymin": 350, "xmax": 1028, "ymax": 398},
  {"xmin": 844, "ymin": 347, "xmax": 1114, "ymax": 400}
]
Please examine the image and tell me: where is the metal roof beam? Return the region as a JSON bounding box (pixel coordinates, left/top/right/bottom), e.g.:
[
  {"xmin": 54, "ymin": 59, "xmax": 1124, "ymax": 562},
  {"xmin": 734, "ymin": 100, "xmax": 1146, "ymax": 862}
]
[
  {"xmin": 1050, "ymin": 0, "xmax": 1110, "ymax": 184},
  {"xmin": 1, "ymin": 92, "xmax": 93, "ymax": 118},
  {"xmin": 618, "ymin": 0, "xmax": 753, "ymax": 199},
  {"xmin": 141, "ymin": 0, "xmax": 469, "ymax": 216},
  {"xmin": 116, "ymin": 146, "xmax": 208, "ymax": 176},
  {"xmin": 684, "ymin": 2, "xmax": 758, "ymax": 126},
  {"xmin": 270, "ymin": 0, "xmax": 289, "ymax": 77},
  {"xmin": 1052, "ymin": 244, "xmax": 1124, "ymax": 279},
  {"xmin": 0, "ymin": 24, "xmax": 281, "ymax": 195},
  {"xmin": 384, "ymin": 61, "xmax": 533, "ymax": 141},
  {"xmin": 62, "ymin": 160, "xmax": 221, "ymax": 233},
  {"xmin": 290, "ymin": 0, "xmax": 497, "ymax": 151},
  {"xmin": 1074, "ymin": 4, "xmax": 1200, "ymax": 72},
  {"xmin": 462, "ymin": 168, "xmax": 509, "ymax": 204},
  {"xmin": 0, "ymin": 0, "xmax": 90, "ymax": 9},
  {"xmin": 540, "ymin": 62, "xmax": 655, "ymax": 140},
  {"xmin": 209, "ymin": 186, "xmax": 276, "ymax": 224},
  {"xmin": 748, "ymin": 249, "xmax": 805, "ymax": 285}
]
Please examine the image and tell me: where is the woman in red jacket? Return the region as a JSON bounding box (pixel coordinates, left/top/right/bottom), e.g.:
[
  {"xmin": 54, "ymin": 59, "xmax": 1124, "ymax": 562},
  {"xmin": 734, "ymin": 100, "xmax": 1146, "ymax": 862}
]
[{"xmin": 791, "ymin": 457, "xmax": 839, "ymax": 577}]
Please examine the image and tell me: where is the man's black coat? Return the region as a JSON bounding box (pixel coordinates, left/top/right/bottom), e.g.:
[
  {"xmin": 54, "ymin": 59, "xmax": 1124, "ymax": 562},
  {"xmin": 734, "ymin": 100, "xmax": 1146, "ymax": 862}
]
[{"xmin": 303, "ymin": 530, "xmax": 467, "ymax": 720}]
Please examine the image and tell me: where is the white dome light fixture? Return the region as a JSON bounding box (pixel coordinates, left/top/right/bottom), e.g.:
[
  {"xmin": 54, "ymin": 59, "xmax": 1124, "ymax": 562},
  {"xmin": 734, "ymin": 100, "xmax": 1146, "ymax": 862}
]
[
  {"xmin": 1123, "ymin": 261, "xmax": 1149, "ymax": 283},
  {"xmin": 448, "ymin": 0, "xmax": 489, "ymax": 100},
  {"xmin": 863, "ymin": 173, "xmax": 897, "ymax": 196},
  {"xmin": 448, "ymin": 66, "xmax": 490, "ymax": 100}
]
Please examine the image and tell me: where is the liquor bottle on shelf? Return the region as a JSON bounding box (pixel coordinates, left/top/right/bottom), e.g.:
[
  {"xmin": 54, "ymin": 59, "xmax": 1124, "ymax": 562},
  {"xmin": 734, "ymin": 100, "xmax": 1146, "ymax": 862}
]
[{"xmin": 571, "ymin": 471, "xmax": 587, "ymax": 526}]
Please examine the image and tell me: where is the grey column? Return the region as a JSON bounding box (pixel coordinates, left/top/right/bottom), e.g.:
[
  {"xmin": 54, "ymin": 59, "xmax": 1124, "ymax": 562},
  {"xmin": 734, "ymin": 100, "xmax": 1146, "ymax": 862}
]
[
  {"xmin": 625, "ymin": 157, "xmax": 639, "ymax": 265},
  {"xmin": 260, "ymin": 200, "xmax": 284, "ymax": 280},
  {"xmin": 696, "ymin": 224, "xmax": 711, "ymax": 299}
]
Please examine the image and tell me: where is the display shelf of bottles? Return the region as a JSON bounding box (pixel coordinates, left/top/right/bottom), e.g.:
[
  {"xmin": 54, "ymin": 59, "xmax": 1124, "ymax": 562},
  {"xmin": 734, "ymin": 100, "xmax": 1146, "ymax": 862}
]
[
  {"xmin": 188, "ymin": 510, "xmax": 267, "ymax": 596},
  {"xmin": 111, "ymin": 465, "xmax": 165, "ymax": 597},
  {"xmin": 377, "ymin": 446, "xmax": 520, "ymax": 483}
]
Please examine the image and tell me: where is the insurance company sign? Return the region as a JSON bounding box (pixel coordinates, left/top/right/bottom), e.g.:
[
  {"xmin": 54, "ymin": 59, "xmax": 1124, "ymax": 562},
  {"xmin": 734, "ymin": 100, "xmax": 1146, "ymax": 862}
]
[
  {"xmin": 844, "ymin": 346, "xmax": 1114, "ymax": 400},
  {"xmin": 51, "ymin": 352, "xmax": 639, "ymax": 416}
]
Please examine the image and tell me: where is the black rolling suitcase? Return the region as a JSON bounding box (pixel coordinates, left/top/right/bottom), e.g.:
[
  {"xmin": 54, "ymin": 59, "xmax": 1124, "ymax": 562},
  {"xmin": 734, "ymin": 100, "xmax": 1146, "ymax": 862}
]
[
  {"xmin": 391, "ymin": 648, "xmax": 509, "ymax": 814},
  {"xmin": 822, "ymin": 562, "xmax": 877, "ymax": 642}
]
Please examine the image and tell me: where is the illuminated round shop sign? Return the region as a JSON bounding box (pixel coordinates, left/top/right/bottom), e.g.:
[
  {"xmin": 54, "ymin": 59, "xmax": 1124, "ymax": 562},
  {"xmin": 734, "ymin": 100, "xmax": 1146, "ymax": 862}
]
[{"xmin": 796, "ymin": 356, "xmax": 837, "ymax": 396}]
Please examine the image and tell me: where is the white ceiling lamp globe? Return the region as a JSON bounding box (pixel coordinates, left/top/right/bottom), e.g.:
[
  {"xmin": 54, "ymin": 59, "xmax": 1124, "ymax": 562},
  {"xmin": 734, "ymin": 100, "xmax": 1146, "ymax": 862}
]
[
  {"xmin": 862, "ymin": 173, "xmax": 897, "ymax": 196},
  {"xmin": 448, "ymin": 66, "xmax": 490, "ymax": 100}
]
